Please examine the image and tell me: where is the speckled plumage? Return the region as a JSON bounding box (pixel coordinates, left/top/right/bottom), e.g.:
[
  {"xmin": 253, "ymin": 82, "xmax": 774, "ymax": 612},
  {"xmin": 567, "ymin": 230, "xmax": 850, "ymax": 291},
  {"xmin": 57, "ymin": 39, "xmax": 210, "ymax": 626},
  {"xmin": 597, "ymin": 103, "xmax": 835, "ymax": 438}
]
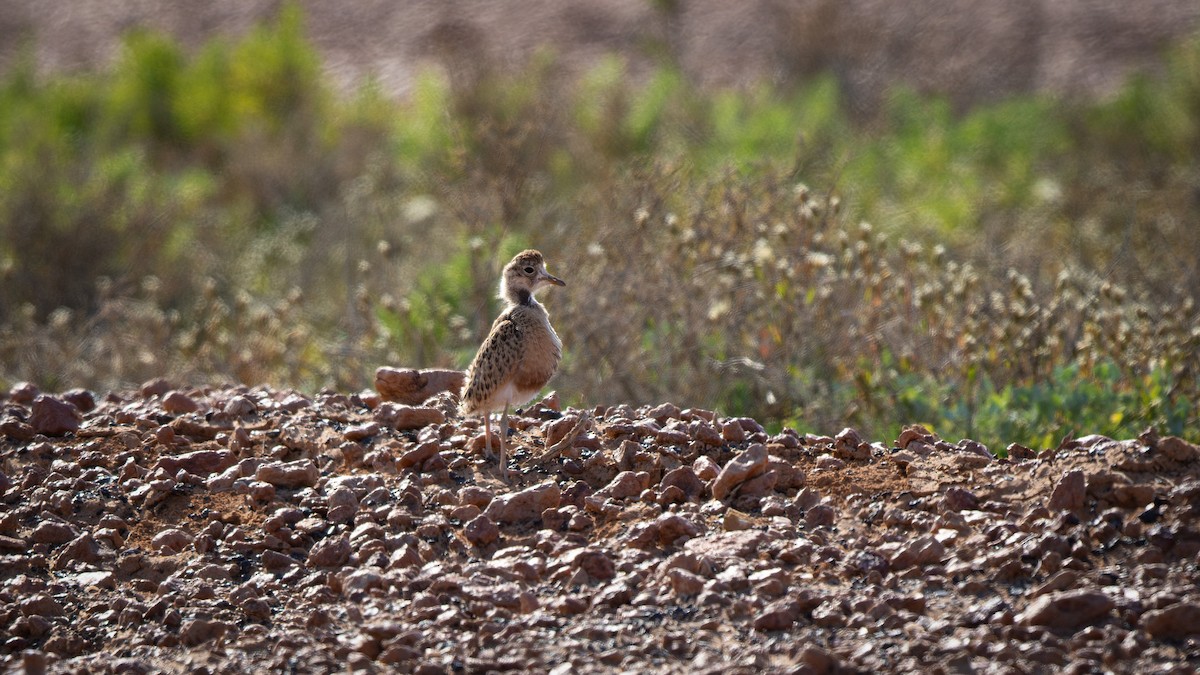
[{"xmin": 461, "ymin": 250, "xmax": 564, "ymax": 478}]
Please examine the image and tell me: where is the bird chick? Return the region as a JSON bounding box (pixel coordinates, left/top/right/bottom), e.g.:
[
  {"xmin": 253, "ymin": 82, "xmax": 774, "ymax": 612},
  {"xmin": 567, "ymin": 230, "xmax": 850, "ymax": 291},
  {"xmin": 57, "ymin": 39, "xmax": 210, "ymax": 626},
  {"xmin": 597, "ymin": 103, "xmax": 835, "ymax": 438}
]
[{"xmin": 461, "ymin": 249, "xmax": 565, "ymax": 479}]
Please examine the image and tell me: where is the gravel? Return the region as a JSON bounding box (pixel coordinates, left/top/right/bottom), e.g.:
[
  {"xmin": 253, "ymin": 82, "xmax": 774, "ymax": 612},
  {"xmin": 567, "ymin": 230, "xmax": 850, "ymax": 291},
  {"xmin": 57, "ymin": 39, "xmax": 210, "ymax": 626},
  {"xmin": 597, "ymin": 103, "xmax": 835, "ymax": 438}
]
[{"xmin": 2, "ymin": 380, "xmax": 1199, "ymax": 672}]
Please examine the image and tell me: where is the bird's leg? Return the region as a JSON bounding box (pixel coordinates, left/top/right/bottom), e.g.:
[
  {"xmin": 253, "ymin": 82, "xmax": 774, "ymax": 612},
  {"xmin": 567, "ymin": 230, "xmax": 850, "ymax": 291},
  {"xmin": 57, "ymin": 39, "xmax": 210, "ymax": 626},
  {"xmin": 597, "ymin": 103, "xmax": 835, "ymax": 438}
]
[
  {"xmin": 483, "ymin": 414, "xmax": 496, "ymax": 460},
  {"xmin": 498, "ymin": 403, "xmax": 510, "ymax": 481}
]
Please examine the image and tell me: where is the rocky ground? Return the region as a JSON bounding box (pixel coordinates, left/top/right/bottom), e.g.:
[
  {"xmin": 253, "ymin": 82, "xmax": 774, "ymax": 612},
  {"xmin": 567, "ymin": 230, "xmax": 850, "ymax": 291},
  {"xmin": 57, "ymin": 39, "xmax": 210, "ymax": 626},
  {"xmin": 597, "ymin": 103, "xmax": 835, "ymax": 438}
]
[{"xmin": 1, "ymin": 370, "xmax": 1199, "ymax": 674}]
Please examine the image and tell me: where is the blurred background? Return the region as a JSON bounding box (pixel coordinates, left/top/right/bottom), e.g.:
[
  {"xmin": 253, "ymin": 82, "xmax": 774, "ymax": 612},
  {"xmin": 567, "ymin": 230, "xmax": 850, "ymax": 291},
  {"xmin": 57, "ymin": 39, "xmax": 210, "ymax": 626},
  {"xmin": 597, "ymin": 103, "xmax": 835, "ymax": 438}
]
[{"xmin": 1, "ymin": 1, "xmax": 1198, "ymax": 449}]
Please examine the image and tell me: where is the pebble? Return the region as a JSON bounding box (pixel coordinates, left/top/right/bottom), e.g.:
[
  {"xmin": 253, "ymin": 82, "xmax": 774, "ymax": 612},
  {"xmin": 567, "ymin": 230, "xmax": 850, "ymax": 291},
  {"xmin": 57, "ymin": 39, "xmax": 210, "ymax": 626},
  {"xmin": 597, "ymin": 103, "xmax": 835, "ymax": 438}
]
[
  {"xmin": 29, "ymin": 395, "xmax": 81, "ymax": 436},
  {"xmin": 484, "ymin": 481, "xmax": 561, "ymax": 525},
  {"xmin": 711, "ymin": 443, "xmax": 768, "ymax": 500},
  {"xmin": 256, "ymin": 460, "xmax": 319, "ymax": 488},
  {"xmin": 1017, "ymin": 590, "xmax": 1115, "ymax": 630},
  {"xmin": 1048, "ymin": 469, "xmax": 1086, "ymax": 512},
  {"xmin": 1140, "ymin": 601, "xmax": 1200, "ymax": 639}
]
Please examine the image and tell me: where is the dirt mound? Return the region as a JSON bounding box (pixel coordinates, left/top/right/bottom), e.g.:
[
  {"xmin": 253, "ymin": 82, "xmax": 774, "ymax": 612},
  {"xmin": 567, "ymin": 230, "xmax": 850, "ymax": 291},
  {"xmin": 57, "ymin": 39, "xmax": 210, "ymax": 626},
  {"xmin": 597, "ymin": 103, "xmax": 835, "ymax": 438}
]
[{"xmin": 2, "ymin": 380, "xmax": 1200, "ymax": 672}]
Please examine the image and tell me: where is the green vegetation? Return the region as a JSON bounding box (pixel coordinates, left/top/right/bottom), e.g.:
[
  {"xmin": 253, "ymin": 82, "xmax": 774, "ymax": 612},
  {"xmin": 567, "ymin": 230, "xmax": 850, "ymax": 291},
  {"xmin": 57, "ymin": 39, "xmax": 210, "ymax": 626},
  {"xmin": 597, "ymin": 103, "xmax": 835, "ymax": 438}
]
[{"xmin": 1, "ymin": 7, "xmax": 1198, "ymax": 451}]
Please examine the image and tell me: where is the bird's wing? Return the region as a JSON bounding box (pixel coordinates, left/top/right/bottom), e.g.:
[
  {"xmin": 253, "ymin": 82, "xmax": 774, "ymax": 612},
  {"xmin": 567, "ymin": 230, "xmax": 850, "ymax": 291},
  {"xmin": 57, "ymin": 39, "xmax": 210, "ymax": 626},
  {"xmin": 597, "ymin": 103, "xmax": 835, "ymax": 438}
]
[{"xmin": 461, "ymin": 315, "xmax": 525, "ymax": 413}]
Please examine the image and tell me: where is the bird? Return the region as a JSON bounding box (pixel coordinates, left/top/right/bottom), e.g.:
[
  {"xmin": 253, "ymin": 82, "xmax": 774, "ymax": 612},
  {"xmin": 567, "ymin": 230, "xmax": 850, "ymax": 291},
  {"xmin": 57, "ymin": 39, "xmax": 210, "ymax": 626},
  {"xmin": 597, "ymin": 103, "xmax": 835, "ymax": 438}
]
[{"xmin": 460, "ymin": 249, "xmax": 565, "ymax": 479}]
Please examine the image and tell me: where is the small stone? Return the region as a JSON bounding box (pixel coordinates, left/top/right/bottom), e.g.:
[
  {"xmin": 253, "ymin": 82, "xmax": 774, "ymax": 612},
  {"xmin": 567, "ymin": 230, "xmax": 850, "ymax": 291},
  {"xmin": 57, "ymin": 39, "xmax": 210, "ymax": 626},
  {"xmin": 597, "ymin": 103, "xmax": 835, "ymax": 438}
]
[
  {"xmin": 753, "ymin": 599, "xmax": 799, "ymax": 631},
  {"xmin": 61, "ymin": 389, "xmax": 95, "ymax": 413},
  {"xmin": 889, "ymin": 535, "xmax": 945, "ymax": 570},
  {"xmin": 262, "ymin": 550, "xmax": 298, "ymax": 572},
  {"xmin": 256, "ymin": 460, "xmax": 319, "ymax": 489},
  {"xmin": 31, "ymin": 521, "xmax": 77, "ymax": 546},
  {"xmin": 140, "ymin": 378, "xmax": 172, "ymax": 398},
  {"xmin": 224, "ymin": 395, "xmax": 257, "ymax": 417},
  {"xmin": 307, "ymin": 536, "xmax": 351, "ymax": 568},
  {"xmin": 661, "ymin": 466, "xmax": 704, "ymax": 500},
  {"xmin": 942, "ymin": 487, "xmax": 979, "ymax": 512},
  {"xmin": 181, "ymin": 618, "xmax": 229, "ymax": 646},
  {"xmin": 344, "ymin": 422, "xmax": 381, "ymax": 442},
  {"xmin": 1017, "ymin": 590, "xmax": 1115, "ymax": 630},
  {"xmin": 483, "ymin": 481, "xmax": 561, "ymax": 525},
  {"xmin": 464, "ymin": 515, "xmax": 500, "ymax": 547},
  {"xmin": 805, "ymin": 504, "xmax": 836, "ymax": 528},
  {"xmin": 162, "ymin": 391, "xmax": 201, "ymax": 414},
  {"xmin": 712, "ymin": 443, "xmax": 768, "ymax": 500},
  {"xmin": 655, "ymin": 513, "xmax": 703, "ymax": 546},
  {"xmin": 158, "ymin": 449, "xmax": 236, "ymax": 476},
  {"xmin": 1140, "ymin": 601, "xmax": 1200, "ymax": 639},
  {"xmin": 666, "ymin": 568, "xmax": 705, "ymax": 596},
  {"xmin": 398, "ymin": 441, "xmax": 440, "ymax": 470},
  {"xmin": 9, "ymin": 381, "xmax": 39, "ymax": 404},
  {"xmin": 1048, "ymin": 470, "xmax": 1086, "ymax": 512},
  {"xmin": 20, "ymin": 594, "xmax": 65, "ymax": 617},
  {"xmin": 151, "ymin": 528, "xmax": 194, "ymax": 554},
  {"xmin": 29, "ymin": 395, "xmax": 81, "ymax": 436},
  {"xmin": 594, "ymin": 471, "xmax": 645, "ymax": 501},
  {"xmin": 693, "ymin": 456, "xmax": 720, "ymax": 481},
  {"xmin": 563, "ymin": 548, "xmax": 615, "ymax": 581},
  {"xmin": 375, "ymin": 404, "xmax": 446, "ymax": 431}
]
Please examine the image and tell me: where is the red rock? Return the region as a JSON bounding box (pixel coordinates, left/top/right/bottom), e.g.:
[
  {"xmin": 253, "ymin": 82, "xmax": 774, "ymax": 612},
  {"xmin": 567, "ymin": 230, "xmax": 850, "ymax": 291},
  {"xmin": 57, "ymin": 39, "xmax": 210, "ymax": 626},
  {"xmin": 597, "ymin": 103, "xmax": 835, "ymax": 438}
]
[
  {"xmin": 459, "ymin": 486, "xmax": 494, "ymax": 508},
  {"xmin": 562, "ymin": 547, "xmax": 615, "ymax": 581},
  {"xmin": 31, "ymin": 521, "xmax": 77, "ymax": 545},
  {"xmin": 1, "ymin": 417, "xmax": 34, "ymax": 441},
  {"xmin": 375, "ymin": 404, "xmax": 446, "ymax": 431},
  {"xmin": 256, "ymin": 460, "xmax": 319, "ymax": 488},
  {"xmin": 683, "ymin": 529, "xmax": 766, "ymax": 561},
  {"xmin": 1140, "ymin": 601, "xmax": 1200, "ymax": 639},
  {"xmin": 181, "ymin": 618, "xmax": 229, "ymax": 646},
  {"xmin": 61, "ymin": 389, "xmax": 95, "ymax": 413},
  {"xmin": 9, "ymin": 381, "xmax": 39, "ymax": 404},
  {"xmin": 157, "ymin": 449, "xmax": 236, "ymax": 476},
  {"xmin": 483, "ymin": 481, "xmax": 561, "ymax": 525},
  {"xmin": 20, "ymin": 593, "xmax": 65, "ymax": 617},
  {"xmin": 308, "ymin": 536, "xmax": 351, "ymax": 568},
  {"xmin": 666, "ymin": 568, "xmax": 705, "ymax": 596},
  {"xmin": 398, "ymin": 441, "xmax": 440, "ymax": 469},
  {"xmin": 262, "ymin": 550, "xmax": 298, "ymax": 572},
  {"xmin": 594, "ymin": 471, "xmax": 645, "ymax": 501},
  {"xmin": 889, "ymin": 535, "xmax": 945, "ymax": 570},
  {"xmin": 1048, "ymin": 469, "xmax": 1086, "ymax": 512},
  {"xmin": 162, "ymin": 391, "xmax": 201, "ymax": 414},
  {"xmin": 942, "ymin": 487, "xmax": 980, "ymax": 512},
  {"xmin": 464, "ymin": 515, "xmax": 499, "ymax": 547},
  {"xmin": 1017, "ymin": 590, "xmax": 1115, "ymax": 630},
  {"xmin": 140, "ymin": 378, "xmax": 172, "ymax": 398},
  {"xmin": 374, "ymin": 367, "xmax": 465, "ymax": 405},
  {"xmin": 29, "ymin": 395, "xmax": 81, "ymax": 436},
  {"xmin": 343, "ymin": 422, "xmax": 381, "ymax": 442},
  {"xmin": 151, "ymin": 529, "xmax": 194, "ymax": 554},
  {"xmin": 754, "ymin": 599, "xmax": 800, "ymax": 631},
  {"xmin": 805, "ymin": 504, "xmax": 836, "ymax": 528},
  {"xmin": 661, "ymin": 466, "xmax": 704, "ymax": 499},
  {"xmin": 654, "ymin": 513, "xmax": 703, "ymax": 546},
  {"xmin": 720, "ymin": 419, "xmax": 746, "ymax": 442},
  {"xmin": 712, "ymin": 443, "xmax": 768, "ymax": 500}
]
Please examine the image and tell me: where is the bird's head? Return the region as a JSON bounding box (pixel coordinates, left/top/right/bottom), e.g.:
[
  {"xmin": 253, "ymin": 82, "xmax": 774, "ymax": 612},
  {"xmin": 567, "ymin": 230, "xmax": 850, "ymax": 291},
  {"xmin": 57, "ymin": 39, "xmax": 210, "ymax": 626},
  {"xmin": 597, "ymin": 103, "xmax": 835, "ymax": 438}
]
[{"xmin": 500, "ymin": 249, "xmax": 565, "ymax": 305}]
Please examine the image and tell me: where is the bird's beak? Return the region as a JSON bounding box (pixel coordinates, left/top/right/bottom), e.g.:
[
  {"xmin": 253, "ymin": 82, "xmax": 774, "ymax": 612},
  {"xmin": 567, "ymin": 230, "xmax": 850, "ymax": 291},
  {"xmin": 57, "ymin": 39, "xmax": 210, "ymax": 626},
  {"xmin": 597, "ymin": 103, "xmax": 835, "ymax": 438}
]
[{"xmin": 539, "ymin": 270, "xmax": 566, "ymax": 287}]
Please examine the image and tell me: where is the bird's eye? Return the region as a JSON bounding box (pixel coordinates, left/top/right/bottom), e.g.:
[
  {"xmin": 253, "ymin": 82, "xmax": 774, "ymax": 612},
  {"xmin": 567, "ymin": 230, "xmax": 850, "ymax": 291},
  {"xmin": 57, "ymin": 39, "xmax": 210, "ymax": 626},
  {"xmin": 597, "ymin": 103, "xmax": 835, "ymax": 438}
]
[{"xmin": 523, "ymin": 266, "xmax": 535, "ymax": 275}]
